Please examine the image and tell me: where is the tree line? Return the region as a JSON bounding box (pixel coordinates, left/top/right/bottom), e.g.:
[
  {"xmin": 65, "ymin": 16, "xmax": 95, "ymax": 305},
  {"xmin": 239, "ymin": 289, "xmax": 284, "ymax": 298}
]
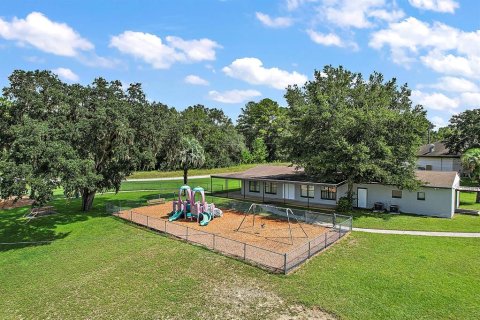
[{"xmin": 1, "ymin": 67, "xmax": 479, "ymax": 210}]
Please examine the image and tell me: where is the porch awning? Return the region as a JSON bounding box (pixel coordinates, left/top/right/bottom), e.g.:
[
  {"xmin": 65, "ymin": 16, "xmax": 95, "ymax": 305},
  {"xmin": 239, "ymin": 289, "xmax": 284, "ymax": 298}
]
[{"xmin": 456, "ymin": 186, "xmax": 480, "ymax": 192}]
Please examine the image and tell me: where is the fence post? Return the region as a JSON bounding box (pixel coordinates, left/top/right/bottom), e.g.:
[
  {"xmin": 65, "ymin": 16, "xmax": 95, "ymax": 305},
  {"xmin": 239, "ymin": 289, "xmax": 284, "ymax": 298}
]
[
  {"xmin": 146, "ymin": 215, "xmax": 149, "ymax": 227},
  {"xmin": 333, "ymin": 213, "xmax": 337, "ymax": 229},
  {"xmin": 164, "ymin": 220, "xmax": 167, "ymax": 232},
  {"xmin": 324, "ymin": 232, "xmax": 327, "ymax": 248},
  {"xmin": 308, "ymin": 241, "xmax": 311, "ymax": 257},
  {"xmin": 284, "ymin": 253, "xmax": 287, "ymax": 274},
  {"xmin": 243, "ymin": 243, "xmax": 247, "ymax": 260}
]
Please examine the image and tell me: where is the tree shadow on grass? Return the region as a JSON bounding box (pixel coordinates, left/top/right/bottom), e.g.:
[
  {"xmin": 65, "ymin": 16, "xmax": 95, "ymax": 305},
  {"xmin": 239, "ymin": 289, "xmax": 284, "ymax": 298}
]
[{"xmin": 0, "ymin": 197, "xmax": 101, "ymax": 252}]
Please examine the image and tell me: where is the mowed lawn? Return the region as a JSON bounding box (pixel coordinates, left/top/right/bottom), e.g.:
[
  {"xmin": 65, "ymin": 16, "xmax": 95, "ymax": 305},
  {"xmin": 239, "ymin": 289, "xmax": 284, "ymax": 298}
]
[
  {"xmin": 1, "ymin": 191, "xmax": 479, "ymax": 319},
  {"xmin": 460, "ymin": 191, "xmax": 480, "ymax": 210}
]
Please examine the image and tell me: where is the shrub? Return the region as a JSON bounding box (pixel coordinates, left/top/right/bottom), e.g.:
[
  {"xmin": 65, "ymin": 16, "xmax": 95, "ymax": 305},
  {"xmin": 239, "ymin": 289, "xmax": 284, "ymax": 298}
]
[{"xmin": 337, "ymin": 197, "xmax": 352, "ymax": 212}]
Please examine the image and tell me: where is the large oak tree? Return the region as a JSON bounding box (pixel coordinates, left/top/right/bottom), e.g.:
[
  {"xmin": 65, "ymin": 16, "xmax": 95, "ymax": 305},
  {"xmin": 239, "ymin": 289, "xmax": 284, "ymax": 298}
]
[
  {"xmin": 284, "ymin": 66, "xmax": 429, "ymax": 205},
  {"xmin": 0, "ymin": 70, "xmax": 160, "ymax": 211}
]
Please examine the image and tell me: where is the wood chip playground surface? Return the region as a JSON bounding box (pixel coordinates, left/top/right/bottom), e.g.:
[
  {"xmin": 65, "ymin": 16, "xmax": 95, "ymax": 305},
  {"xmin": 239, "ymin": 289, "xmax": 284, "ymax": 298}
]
[
  {"xmin": 114, "ymin": 201, "xmax": 348, "ymax": 273},
  {"xmin": 118, "ymin": 202, "xmax": 328, "ymax": 253}
]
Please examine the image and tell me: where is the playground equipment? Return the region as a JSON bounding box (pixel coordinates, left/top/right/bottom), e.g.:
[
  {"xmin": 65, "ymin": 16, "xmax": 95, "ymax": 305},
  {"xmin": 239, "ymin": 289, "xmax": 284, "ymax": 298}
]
[
  {"xmin": 236, "ymin": 203, "xmax": 308, "ymax": 245},
  {"xmin": 169, "ymin": 185, "xmax": 222, "ymax": 226}
]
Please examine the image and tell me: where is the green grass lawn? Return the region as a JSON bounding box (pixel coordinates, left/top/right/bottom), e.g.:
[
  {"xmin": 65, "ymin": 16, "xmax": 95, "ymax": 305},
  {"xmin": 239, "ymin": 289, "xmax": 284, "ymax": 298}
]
[
  {"xmin": 349, "ymin": 209, "xmax": 480, "ymax": 232},
  {"xmin": 128, "ymin": 162, "xmax": 288, "ymax": 179},
  {"xmin": 1, "ymin": 191, "xmax": 479, "ymax": 319},
  {"xmin": 460, "ymin": 191, "xmax": 480, "ymax": 210},
  {"xmin": 119, "ymin": 177, "xmax": 241, "ymax": 194}
]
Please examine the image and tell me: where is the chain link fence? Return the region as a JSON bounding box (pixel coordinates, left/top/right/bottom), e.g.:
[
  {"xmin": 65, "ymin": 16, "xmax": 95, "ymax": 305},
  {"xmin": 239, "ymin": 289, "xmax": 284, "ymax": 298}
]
[{"xmin": 109, "ymin": 199, "xmax": 352, "ymax": 274}]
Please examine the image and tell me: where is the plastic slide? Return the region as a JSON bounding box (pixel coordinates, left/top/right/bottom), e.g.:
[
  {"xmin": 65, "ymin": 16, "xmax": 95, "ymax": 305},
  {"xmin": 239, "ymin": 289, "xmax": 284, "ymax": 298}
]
[
  {"xmin": 169, "ymin": 210, "xmax": 184, "ymax": 222},
  {"xmin": 199, "ymin": 212, "xmax": 212, "ymax": 226}
]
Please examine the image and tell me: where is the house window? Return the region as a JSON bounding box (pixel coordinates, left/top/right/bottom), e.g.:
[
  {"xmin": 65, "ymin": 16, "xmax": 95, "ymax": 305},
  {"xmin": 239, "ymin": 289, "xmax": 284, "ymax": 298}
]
[
  {"xmin": 392, "ymin": 190, "xmax": 402, "ymax": 199},
  {"xmin": 248, "ymin": 181, "xmax": 260, "ymax": 193},
  {"xmin": 300, "ymin": 185, "xmax": 314, "ymax": 198},
  {"xmin": 264, "ymin": 182, "xmax": 277, "ymax": 194},
  {"xmin": 425, "ymin": 165, "xmax": 432, "ymax": 171},
  {"xmin": 321, "ymin": 186, "xmax": 336, "ymax": 200},
  {"xmin": 417, "ymin": 192, "xmax": 425, "ymax": 200}
]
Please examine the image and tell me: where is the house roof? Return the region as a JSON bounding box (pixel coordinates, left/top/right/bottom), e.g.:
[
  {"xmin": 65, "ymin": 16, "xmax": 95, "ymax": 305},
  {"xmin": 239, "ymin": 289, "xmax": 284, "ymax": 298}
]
[
  {"xmin": 211, "ymin": 165, "xmax": 340, "ymax": 186},
  {"xmin": 418, "ymin": 141, "xmax": 460, "ymax": 158},
  {"xmin": 415, "ymin": 170, "xmax": 458, "ymax": 188},
  {"xmin": 212, "ymin": 165, "xmax": 458, "ymax": 189}
]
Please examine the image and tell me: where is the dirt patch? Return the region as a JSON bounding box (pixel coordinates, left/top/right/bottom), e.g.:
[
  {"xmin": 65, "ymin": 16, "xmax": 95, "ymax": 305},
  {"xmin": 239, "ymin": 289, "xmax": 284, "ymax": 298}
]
[
  {"xmin": 0, "ymin": 197, "xmax": 34, "ymax": 210},
  {"xmin": 202, "ymin": 275, "xmax": 336, "ymax": 320},
  {"xmin": 119, "ymin": 201, "xmax": 328, "ymax": 254}
]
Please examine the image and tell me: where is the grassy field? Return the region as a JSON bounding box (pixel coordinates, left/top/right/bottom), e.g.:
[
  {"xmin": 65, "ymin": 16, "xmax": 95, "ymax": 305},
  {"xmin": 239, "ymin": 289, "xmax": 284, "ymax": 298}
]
[
  {"xmin": 1, "ymin": 191, "xmax": 479, "ymax": 319},
  {"xmin": 349, "ymin": 208, "xmax": 480, "ymax": 232},
  {"xmin": 460, "ymin": 191, "xmax": 480, "ymax": 210},
  {"xmin": 128, "ymin": 163, "xmax": 288, "ymax": 179},
  {"xmin": 119, "ymin": 177, "xmax": 241, "ymax": 194}
]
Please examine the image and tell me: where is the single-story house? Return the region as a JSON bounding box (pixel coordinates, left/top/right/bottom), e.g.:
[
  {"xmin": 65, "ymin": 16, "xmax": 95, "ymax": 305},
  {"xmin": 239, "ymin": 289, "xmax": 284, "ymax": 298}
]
[
  {"xmin": 417, "ymin": 141, "xmax": 462, "ymax": 173},
  {"xmin": 212, "ymin": 165, "xmax": 462, "ymax": 218}
]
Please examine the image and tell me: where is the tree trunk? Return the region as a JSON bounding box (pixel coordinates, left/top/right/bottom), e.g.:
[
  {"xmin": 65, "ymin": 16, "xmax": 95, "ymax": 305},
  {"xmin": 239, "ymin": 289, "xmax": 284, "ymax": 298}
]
[
  {"xmin": 81, "ymin": 189, "xmax": 96, "ymax": 211},
  {"xmin": 346, "ymin": 179, "xmax": 354, "ymax": 209},
  {"xmin": 476, "ymin": 191, "xmax": 480, "ymax": 203},
  {"xmin": 183, "ymin": 165, "xmax": 188, "ymax": 185}
]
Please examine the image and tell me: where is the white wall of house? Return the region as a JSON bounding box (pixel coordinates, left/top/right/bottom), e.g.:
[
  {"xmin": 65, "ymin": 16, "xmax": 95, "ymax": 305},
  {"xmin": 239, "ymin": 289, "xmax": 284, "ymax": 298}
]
[
  {"xmin": 417, "ymin": 157, "xmax": 461, "ymax": 172},
  {"xmin": 349, "ymin": 183, "xmax": 455, "ymax": 218},
  {"xmin": 240, "ymin": 180, "xmax": 337, "ymax": 206},
  {"xmin": 240, "ymin": 178, "xmax": 457, "ymax": 218}
]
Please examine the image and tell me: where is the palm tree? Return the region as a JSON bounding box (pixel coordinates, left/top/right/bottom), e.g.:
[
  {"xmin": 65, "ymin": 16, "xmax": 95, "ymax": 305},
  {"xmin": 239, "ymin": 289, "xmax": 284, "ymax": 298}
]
[
  {"xmin": 461, "ymin": 148, "xmax": 480, "ymax": 203},
  {"xmin": 168, "ymin": 136, "xmax": 205, "ymax": 185}
]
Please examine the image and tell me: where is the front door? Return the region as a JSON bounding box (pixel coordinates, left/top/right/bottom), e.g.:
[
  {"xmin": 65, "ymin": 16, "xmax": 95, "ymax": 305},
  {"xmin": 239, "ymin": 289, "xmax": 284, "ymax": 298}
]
[
  {"xmin": 283, "ymin": 183, "xmax": 295, "ymax": 200},
  {"xmin": 357, "ymin": 188, "xmax": 368, "ymax": 208}
]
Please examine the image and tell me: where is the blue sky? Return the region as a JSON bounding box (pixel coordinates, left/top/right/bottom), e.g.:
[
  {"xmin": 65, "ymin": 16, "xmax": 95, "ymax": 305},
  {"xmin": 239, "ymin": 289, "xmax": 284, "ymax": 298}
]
[{"xmin": 0, "ymin": 0, "xmax": 479, "ymax": 126}]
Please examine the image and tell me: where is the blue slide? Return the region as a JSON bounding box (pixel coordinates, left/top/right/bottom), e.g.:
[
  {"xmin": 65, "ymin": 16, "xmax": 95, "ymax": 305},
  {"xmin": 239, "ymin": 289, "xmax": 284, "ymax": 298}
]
[
  {"xmin": 169, "ymin": 210, "xmax": 184, "ymax": 222},
  {"xmin": 199, "ymin": 212, "xmax": 212, "ymax": 226}
]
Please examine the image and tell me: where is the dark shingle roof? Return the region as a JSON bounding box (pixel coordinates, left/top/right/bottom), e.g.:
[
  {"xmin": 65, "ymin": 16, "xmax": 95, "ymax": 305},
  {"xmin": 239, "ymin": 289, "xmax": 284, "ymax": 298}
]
[{"xmin": 418, "ymin": 141, "xmax": 460, "ymax": 158}]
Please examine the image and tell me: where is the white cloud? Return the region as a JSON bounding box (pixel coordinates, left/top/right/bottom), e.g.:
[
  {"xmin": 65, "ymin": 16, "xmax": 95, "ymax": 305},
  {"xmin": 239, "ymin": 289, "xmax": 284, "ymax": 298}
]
[
  {"xmin": 222, "ymin": 57, "xmax": 308, "ymax": 90},
  {"xmin": 321, "ymin": 0, "xmax": 404, "ymax": 29},
  {"xmin": 286, "ymin": 0, "xmax": 303, "ymax": 11},
  {"xmin": 110, "ymin": 31, "xmax": 181, "ymax": 69},
  {"xmin": 307, "ymin": 29, "xmax": 342, "ymax": 46},
  {"xmin": 255, "ymin": 12, "xmax": 293, "ymax": 28},
  {"xmin": 430, "ymin": 76, "xmax": 479, "ymax": 93},
  {"xmin": 285, "ymin": 0, "xmax": 317, "ymax": 11},
  {"xmin": 420, "ymin": 51, "xmax": 480, "ymax": 78},
  {"xmin": 184, "ymin": 75, "xmax": 209, "ymax": 86},
  {"xmin": 408, "ymin": 0, "xmax": 459, "ymax": 13},
  {"xmin": 0, "ymin": 12, "xmax": 93, "ymax": 57},
  {"xmin": 307, "ymin": 29, "xmax": 358, "ymax": 49},
  {"xmin": 208, "ymin": 89, "xmax": 261, "ymax": 104},
  {"xmin": 368, "ymin": 9, "xmax": 405, "ymax": 22},
  {"xmin": 431, "ymin": 115, "xmax": 447, "ymax": 128},
  {"xmin": 370, "ymin": 17, "xmax": 480, "ymax": 77},
  {"xmin": 52, "ymin": 67, "xmax": 79, "ymax": 82},
  {"xmin": 460, "ymin": 92, "xmax": 480, "ymax": 106},
  {"xmin": 110, "ymin": 31, "xmax": 220, "ymax": 69},
  {"xmin": 165, "ymin": 36, "xmax": 221, "ymax": 61},
  {"xmin": 412, "ymin": 90, "xmax": 459, "ymax": 111}
]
